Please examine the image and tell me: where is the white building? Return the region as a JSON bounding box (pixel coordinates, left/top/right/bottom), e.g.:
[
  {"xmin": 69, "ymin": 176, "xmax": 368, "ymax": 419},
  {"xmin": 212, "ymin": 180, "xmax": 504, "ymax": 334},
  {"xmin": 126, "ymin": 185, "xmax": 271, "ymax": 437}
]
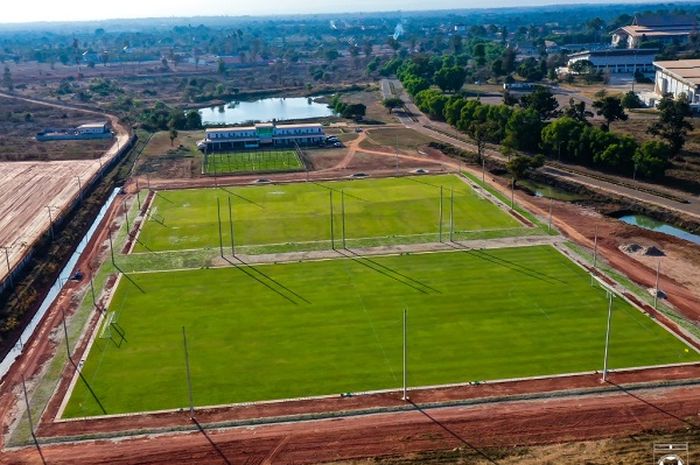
[
  {"xmin": 651, "ymin": 59, "xmax": 700, "ymax": 107},
  {"xmin": 611, "ymin": 14, "xmax": 697, "ymax": 49},
  {"xmin": 77, "ymin": 122, "xmax": 111, "ymax": 135},
  {"xmin": 567, "ymin": 48, "xmax": 657, "ymax": 74},
  {"xmin": 203, "ymin": 122, "xmax": 325, "ymax": 151}
]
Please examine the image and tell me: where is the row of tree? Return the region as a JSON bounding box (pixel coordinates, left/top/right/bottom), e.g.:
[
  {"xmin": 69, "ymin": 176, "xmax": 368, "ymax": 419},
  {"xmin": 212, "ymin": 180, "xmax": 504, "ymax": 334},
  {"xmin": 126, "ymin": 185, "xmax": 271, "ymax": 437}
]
[
  {"xmin": 397, "ymin": 59, "xmax": 692, "ymax": 180},
  {"xmin": 329, "ymin": 95, "xmax": 367, "ymax": 120}
]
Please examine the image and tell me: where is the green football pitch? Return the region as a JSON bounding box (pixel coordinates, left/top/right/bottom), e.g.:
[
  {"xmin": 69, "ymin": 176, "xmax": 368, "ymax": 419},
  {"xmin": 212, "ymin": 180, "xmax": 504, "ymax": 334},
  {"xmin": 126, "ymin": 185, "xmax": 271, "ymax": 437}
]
[
  {"xmin": 64, "ymin": 245, "xmax": 698, "ymax": 417},
  {"xmin": 205, "ymin": 150, "xmax": 303, "ymax": 174},
  {"xmin": 134, "ymin": 174, "xmax": 522, "ymax": 253}
]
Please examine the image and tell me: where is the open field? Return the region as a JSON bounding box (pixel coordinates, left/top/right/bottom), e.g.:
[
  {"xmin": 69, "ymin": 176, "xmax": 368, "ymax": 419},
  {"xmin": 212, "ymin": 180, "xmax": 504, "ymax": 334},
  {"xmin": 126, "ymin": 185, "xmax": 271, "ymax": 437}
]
[
  {"xmin": 362, "ymin": 127, "xmax": 439, "ymax": 153},
  {"xmin": 205, "ymin": 150, "xmax": 304, "ymax": 174},
  {"xmin": 0, "ymin": 96, "xmax": 113, "ymax": 162},
  {"xmin": 64, "ymin": 245, "xmax": 698, "ymax": 417},
  {"xmin": 134, "ymin": 174, "xmax": 522, "ymax": 253},
  {"xmin": 134, "ymin": 130, "xmax": 204, "ymax": 179}
]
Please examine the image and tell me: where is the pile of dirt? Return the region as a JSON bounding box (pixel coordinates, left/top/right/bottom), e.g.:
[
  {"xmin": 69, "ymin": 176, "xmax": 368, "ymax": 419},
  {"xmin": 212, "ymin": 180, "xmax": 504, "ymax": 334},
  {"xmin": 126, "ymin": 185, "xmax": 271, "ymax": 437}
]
[
  {"xmin": 645, "ymin": 246, "xmax": 666, "ymax": 257},
  {"xmin": 620, "ymin": 243, "xmax": 643, "ymax": 253}
]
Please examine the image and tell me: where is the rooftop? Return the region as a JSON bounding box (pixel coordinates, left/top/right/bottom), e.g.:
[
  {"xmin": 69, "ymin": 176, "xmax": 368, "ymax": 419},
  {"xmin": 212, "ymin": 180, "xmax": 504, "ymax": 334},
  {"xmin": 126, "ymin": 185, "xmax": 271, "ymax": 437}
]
[
  {"xmin": 569, "ymin": 48, "xmax": 657, "ymax": 58},
  {"xmin": 654, "ymin": 59, "xmax": 700, "ymax": 87},
  {"xmin": 77, "ymin": 122, "xmax": 109, "ymax": 128},
  {"xmin": 206, "ymin": 122, "xmax": 323, "ymax": 133}
]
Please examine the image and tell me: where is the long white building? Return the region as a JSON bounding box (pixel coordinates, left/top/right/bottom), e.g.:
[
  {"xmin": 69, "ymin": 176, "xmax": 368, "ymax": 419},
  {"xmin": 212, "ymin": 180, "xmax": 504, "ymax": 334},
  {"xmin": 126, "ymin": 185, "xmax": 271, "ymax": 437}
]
[
  {"xmin": 202, "ymin": 122, "xmax": 325, "ymax": 151},
  {"xmin": 567, "ymin": 48, "xmax": 657, "ymax": 74}
]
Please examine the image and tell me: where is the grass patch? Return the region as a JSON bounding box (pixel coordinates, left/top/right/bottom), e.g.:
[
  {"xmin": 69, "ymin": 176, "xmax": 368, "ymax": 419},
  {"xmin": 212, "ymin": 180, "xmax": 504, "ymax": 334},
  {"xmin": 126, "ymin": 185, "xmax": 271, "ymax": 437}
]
[
  {"xmin": 134, "ymin": 174, "xmax": 522, "ymax": 253},
  {"xmin": 205, "ymin": 150, "xmax": 304, "ymax": 174},
  {"xmin": 64, "ymin": 245, "xmax": 698, "ymax": 417}
]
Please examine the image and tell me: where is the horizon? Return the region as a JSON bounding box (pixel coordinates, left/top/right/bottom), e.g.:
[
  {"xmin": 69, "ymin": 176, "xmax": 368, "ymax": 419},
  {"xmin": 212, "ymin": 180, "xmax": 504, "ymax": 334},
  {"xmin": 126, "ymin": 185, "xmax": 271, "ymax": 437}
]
[{"xmin": 0, "ymin": 0, "xmax": 685, "ymax": 25}]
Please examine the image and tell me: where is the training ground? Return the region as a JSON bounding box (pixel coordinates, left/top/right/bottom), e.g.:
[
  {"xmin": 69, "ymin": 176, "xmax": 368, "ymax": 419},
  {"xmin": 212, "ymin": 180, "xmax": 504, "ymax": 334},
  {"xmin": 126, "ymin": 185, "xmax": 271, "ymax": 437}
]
[{"xmin": 56, "ymin": 173, "xmax": 698, "ymax": 418}]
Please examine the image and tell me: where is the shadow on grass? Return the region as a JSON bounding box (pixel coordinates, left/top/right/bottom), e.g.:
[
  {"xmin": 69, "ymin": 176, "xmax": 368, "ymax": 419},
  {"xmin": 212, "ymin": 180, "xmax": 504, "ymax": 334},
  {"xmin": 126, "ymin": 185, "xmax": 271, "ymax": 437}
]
[
  {"xmin": 446, "ymin": 242, "xmax": 566, "ymax": 285},
  {"xmin": 192, "ymin": 418, "xmax": 233, "ymax": 465},
  {"xmin": 310, "ymin": 180, "xmax": 369, "ymax": 203},
  {"xmin": 223, "ymin": 256, "xmax": 310, "ymax": 305},
  {"xmin": 220, "ymin": 187, "xmax": 265, "ymax": 209},
  {"xmin": 70, "ymin": 358, "xmax": 108, "ymax": 416},
  {"xmin": 338, "ymin": 249, "xmax": 440, "ymax": 295},
  {"xmin": 409, "ymin": 401, "xmax": 500, "ymax": 465},
  {"xmin": 115, "ymin": 264, "xmax": 146, "ymax": 294}
]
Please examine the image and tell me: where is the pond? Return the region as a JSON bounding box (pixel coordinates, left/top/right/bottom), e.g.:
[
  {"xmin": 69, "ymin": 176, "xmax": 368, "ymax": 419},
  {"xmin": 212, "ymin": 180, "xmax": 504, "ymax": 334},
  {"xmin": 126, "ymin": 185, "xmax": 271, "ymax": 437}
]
[
  {"xmin": 198, "ymin": 96, "xmax": 335, "ymax": 125},
  {"xmin": 618, "ymin": 214, "xmax": 700, "ymax": 245}
]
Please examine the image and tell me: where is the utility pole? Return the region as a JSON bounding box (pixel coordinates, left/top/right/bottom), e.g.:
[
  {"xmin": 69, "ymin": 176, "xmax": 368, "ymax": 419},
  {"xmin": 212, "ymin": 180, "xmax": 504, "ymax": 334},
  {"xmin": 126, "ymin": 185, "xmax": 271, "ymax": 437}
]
[
  {"xmin": 62, "ymin": 310, "xmax": 71, "ymax": 361},
  {"xmin": 449, "ymin": 188, "xmax": 455, "ymax": 242},
  {"xmin": 135, "ymin": 178, "xmax": 142, "ymax": 210},
  {"xmin": 481, "ymin": 157, "xmax": 485, "ymax": 183},
  {"xmin": 1, "ymin": 246, "xmax": 12, "ymax": 288},
  {"xmin": 108, "ymin": 228, "xmax": 115, "ymax": 266},
  {"xmin": 89, "ymin": 273, "xmax": 97, "ymax": 309},
  {"xmin": 593, "ymin": 225, "xmax": 599, "ymax": 269},
  {"xmin": 438, "ymin": 186, "xmax": 444, "ymax": 242},
  {"xmin": 602, "ymin": 291, "xmax": 614, "ymax": 382},
  {"xmin": 228, "ymin": 196, "xmax": 235, "ymax": 256},
  {"xmin": 548, "ymin": 197, "xmax": 553, "ymax": 233},
  {"xmin": 510, "ymin": 178, "xmax": 514, "ymax": 210},
  {"xmin": 46, "ymin": 206, "xmax": 55, "ymax": 240},
  {"xmin": 402, "ymin": 308, "xmax": 408, "ymax": 401},
  {"xmin": 216, "ymin": 198, "xmax": 223, "ymax": 257},
  {"xmin": 395, "ymin": 135, "xmax": 399, "ymax": 176},
  {"xmin": 329, "ymin": 190, "xmax": 335, "ymax": 250},
  {"xmin": 341, "ymin": 189, "xmax": 347, "ymax": 249},
  {"xmin": 654, "ymin": 259, "xmax": 662, "ymax": 309},
  {"xmin": 182, "ymin": 327, "xmax": 195, "ymax": 419},
  {"xmin": 123, "ymin": 200, "xmax": 130, "ymax": 235}
]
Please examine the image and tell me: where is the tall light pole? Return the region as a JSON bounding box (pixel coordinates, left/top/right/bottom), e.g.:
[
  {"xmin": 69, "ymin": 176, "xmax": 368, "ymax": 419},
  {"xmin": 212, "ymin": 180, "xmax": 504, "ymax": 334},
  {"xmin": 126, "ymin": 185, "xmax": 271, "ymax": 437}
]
[
  {"xmin": 402, "ymin": 308, "xmax": 408, "ymax": 401},
  {"xmin": 548, "ymin": 197, "xmax": 554, "ymax": 233},
  {"xmin": 1, "ymin": 246, "xmax": 12, "ymax": 288},
  {"xmin": 329, "ymin": 190, "xmax": 335, "ymax": 250},
  {"xmin": 216, "ymin": 198, "xmax": 223, "ymax": 257},
  {"xmin": 227, "ymin": 196, "xmax": 235, "ymax": 256},
  {"xmin": 449, "ymin": 188, "xmax": 455, "ymax": 242},
  {"xmin": 602, "ymin": 291, "xmax": 614, "ymax": 382},
  {"xmin": 654, "ymin": 259, "xmax": 662, "ymax": 309},
  {"xmin": 341, "ymin": 189, "xmax": 347, "ymax": 249},
  {"xmin": 438, "ymin": 186, "xmax": 444, "ymax": 242},
  {"xmin": 593, "ymin": 225, "xmax": 599, "ymax": 269},
  {"xmin": 182, "ymin": 326, "xmax": 195, "ymax": 419}
]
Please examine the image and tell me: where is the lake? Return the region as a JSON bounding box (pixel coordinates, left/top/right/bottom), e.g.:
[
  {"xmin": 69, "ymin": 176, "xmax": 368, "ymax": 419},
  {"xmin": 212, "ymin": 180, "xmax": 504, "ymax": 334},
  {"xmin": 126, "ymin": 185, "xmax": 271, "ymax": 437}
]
[
  {"xmin": 198, "ymin": 96, "xmax": 335, "ymax": 125},
  {"xmin": 618, "ymin": 214, "xmax": 700, "ymax": 245}
]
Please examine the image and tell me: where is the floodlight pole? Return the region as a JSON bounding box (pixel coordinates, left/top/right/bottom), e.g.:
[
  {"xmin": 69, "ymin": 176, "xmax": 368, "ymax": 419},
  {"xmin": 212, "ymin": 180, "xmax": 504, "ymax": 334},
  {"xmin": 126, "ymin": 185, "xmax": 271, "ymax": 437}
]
[
  {"xmin": 602, "ymin": 291, "xmax": 614, "ymax": 382},
  {"xmin": 548, "ymin": 198, "xmax": 553, "ymax": 232},
  {"xmin": 108, "ymin": 228, "xmax": 115, "ymax": 266},
  {"xmin": 510, "ymin": 178, "xmax": 514, "ymax": 210},
  {"xmin": 123, "ymin": 200, "xmax": 130, "ymax": 235},
  {"xmin": 654, "ymin": 259, "xmax": 662, "ymax": 309},
  {"xmin": 329, "ymin": 190, "xmax": 335, "ymax": 250},
  {"xmin": 182, "ymin": 327, "xmax": 195, "ymax": 419},
  {"xmin": 449, "ymin": 188, "xmax": 455, "ymax": 242},
  {"xmin": 89, "ymin": 274, "xmax": 97, "ymax": 309},
  {"xmin": 341, "ymin": 189, "xmax": 347, "ymax": 249},
  {"xmin": 62, "ymin": 310, "xmax": 71, "ymax": 361},
  {"xmin": 438, "ymin": 186, "xmax": 444, "ymax": 242},
  {"xmin": 216, "ymin": 198, "xmax": 224, "ymax": 257},
  {"xmin": 135, "ymin": 178, "xmax": 142, "ymax": 210},
  {"xmin": 402, "ymin": 308, "xmax": 408, "ymax": 401},
  {"xmin": 228, "ymin": 196, "xmax": 235, "ymax": 256},
  {"xmin": 593, "ymin": 225, "xmax": 598, "ymax": 269},
  {"xmin": 481, "ymin": 157, "xmax": 485, "ymax": 183}
]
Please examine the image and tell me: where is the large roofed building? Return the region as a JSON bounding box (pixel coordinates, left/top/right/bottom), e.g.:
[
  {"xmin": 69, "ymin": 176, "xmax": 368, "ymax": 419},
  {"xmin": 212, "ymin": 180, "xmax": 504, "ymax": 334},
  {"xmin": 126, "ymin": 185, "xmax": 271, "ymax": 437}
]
[
  {"xmin": 567, "ymin": 48, "xmax": 657, "ymax": 74},
  {"xmin": 202, "ymin": 122, "xmax": 325, "ymax": 151},
  {"xmin": 651, "ymin": 59, "xmax": 700, "ymax": 107},
  {"xmin": 611, "ymin": 14, "xmax": 697, "ymax": 49}
]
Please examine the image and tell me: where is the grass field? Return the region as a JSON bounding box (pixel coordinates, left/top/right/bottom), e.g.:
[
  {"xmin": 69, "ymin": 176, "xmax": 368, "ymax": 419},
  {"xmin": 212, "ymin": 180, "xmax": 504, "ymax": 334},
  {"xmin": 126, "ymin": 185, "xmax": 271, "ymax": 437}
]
[
  {"xmin": 205, "ymin": 150, "xmax": 304, "ymax": 174},
  {"xmin": 134, "ymin": 174, "xmax": 522, "ymax": 253},
  {"xmin": 64, "ymin": 246, "xmax": 699, "ymax": 417}
]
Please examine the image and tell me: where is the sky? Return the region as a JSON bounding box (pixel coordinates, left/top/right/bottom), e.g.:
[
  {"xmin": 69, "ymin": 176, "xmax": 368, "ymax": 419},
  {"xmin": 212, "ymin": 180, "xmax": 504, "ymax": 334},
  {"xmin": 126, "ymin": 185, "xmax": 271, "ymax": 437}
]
[{"xmin": 0, "ymin": 0, "xmax": 667, "ymax": 24}]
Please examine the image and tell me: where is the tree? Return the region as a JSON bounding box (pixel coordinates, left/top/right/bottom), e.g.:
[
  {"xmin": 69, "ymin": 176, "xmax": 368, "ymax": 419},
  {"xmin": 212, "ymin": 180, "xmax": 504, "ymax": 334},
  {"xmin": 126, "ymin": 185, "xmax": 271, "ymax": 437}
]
[
  {"xmin": 540, "ymin": 116, "xmax": 586, "ymax": 160},
  {"xmin": 621, "ymin": 91, "xmax": 643, "ymax": 109},
  {"xmin": 2, "ymin": 66, "xmax": 13, "ymax": 91},
  {"xmin": 647, "ymin": 93, "xmax": 694, "ymax": 155},
  {"xmin": 520, "ymin": 86, "xmax": 559, "ymax": 120},
  {"xmin": 433, "ymin": 65, "xmax": 467, "ymax": 93},
  {"xmin": 169, "ymin": 128, "xmax": 178, "ymax": 146},
  {"xmin": 217, "ymin": 58, "xmax": 226, "ymax": 74},
  {"xmin": 506, "ymin": 154, "xmax": 545, "ymax": 187},
  {"xmin": 504, "ymin": 108, "xmax": 543, "ymax": 152},
  {"xmin": 592, "ymin": 95, "xmax": 627, "ymax": 131},
  {"xmin": 633, "ymin": 140, "xmax": 671, "ymax": 179},
  {"xmin": 562, "ymin": 98, "xmax": 593, "ymax": 123},
  {"xmin": 185, "ymin": 110, "xmax": 202, "ymax": 130},
  {"xmin": 467, "ymin": 120, "xmax": 500, "ymax": 162},
  {"xmin": 382, "ymin": 97, "xmax": 404, "ymax": 113},
  {"xmin": 517, "ymin": 57, "xmax": 543, "ymax": 81}
]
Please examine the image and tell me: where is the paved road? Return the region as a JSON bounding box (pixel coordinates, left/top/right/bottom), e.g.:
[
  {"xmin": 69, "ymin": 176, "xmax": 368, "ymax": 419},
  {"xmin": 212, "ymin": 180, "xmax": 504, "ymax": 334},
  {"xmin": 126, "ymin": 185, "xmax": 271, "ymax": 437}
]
[{"xmin": 383, "ymin": 79, "xmax": 700, "ymax": 220}]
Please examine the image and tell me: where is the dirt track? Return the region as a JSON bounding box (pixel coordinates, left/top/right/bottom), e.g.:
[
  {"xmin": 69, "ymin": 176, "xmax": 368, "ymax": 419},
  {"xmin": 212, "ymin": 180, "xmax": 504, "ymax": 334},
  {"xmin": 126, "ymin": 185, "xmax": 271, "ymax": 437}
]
[{"xmin": 0, "ymin": 92, "xmax": 130, "ymax": 284}]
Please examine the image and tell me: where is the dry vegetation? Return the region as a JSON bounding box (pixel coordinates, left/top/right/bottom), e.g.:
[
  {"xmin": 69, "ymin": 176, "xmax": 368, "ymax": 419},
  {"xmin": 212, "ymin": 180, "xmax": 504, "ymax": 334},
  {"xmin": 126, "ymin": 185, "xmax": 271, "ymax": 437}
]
[
  {"xmin": 0, "ymin": 96, "xmax": 112, "ymax": 161},
  {"xmin": 134, "ymin": 130, "xmax": 205, "ymax": 178}
]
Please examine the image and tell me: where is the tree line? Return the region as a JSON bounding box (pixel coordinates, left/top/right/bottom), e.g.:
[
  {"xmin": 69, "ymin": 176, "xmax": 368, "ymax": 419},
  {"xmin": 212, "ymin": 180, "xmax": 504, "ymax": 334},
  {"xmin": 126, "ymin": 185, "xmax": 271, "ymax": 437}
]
[{"xmin": 394, "ymin": 57, "xmax": 693, "ymax": 180}]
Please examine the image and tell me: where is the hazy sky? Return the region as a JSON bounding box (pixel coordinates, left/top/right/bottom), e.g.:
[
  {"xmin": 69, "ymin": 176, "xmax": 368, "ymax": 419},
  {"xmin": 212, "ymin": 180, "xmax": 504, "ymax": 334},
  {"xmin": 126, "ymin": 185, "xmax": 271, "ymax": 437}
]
[{"xmin": 1, "ymin": 0, "xmax": 667, "ymax": 23}]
